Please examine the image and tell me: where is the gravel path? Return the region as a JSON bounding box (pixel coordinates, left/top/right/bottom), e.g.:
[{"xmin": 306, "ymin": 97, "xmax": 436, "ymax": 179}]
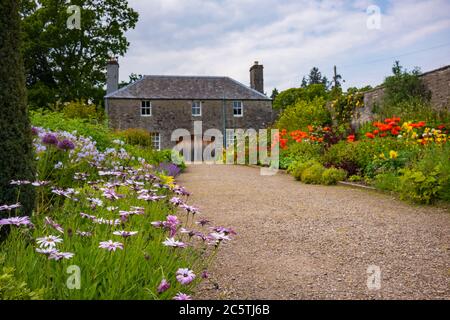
[{"xmin": 177, "ymin": 164, "xmax": 450, "ymax": 300}]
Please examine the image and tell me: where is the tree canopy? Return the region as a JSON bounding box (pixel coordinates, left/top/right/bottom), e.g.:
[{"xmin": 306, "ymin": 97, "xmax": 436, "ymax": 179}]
[{"xmin": 21, "ymin": 0, "xmax": 139, "ymax": 108}]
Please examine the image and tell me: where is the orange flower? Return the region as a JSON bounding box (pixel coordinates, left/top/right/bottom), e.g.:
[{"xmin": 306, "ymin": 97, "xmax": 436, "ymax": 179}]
[
  {"xmin": 308, "ymin": 125, "xmax": 314, "ymax": 132},
  {"xmin": 365, "ymin": 132, "xmax": 375, "ymax": 139}
]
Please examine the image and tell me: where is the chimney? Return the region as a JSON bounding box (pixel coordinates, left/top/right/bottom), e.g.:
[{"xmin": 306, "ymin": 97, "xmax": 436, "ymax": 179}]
[
  {"xmin": 250, "ymin": 61, "xmax": 264, "ymax": 94},
  {"xmin": 106, "ymin": 57, "xmax": 119, "ymax": 94}
]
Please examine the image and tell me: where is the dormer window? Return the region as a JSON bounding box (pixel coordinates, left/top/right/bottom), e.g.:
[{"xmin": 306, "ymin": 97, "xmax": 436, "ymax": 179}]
[
  {"xmin": 192, "ymin": 101, "xmax": 202, "ymax": 116},
  {"xmin": 141, "ymin": 101, "xmax": 152, "ymax": 116},
  {"xmin": 233, "ymin": 101, "xmax": 243, "ymax": 117}
]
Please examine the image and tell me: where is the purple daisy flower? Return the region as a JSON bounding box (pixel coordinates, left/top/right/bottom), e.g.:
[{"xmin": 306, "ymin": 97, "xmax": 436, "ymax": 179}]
[
  {"xmin": 0, "ymin": 216, "xmax": 32, "ymax": 227},
  {"xmin": 76, "ymin": 230, "xmax": 92, "ymax": 237},
  {"xmin": 157, "ymin": 279, "xmax": 170, "ymax": 294},
  {"xmin": 99, "ymin": 240, "xmax": 124, "ymax": 252},
  {"xmin": 169, "ymin": 197, "xmax": 184, "ymax": 206},
  {"xmin": 48, "ymin": 251, "xmax": 74, "ymax": 261},
  {"xmin": 36, "ymin": 248, "xmax": 58, "ymax": 256},
  {"xmin": 162, "ymin": 237, "xmax": 187, "ymax": 248},
  {"xmin": 44, "ymin": 217, "xmax": 64, "ymax": 234},
  {"xmin": 113, "ymin": 230, "xmax": 138, "ymax": 238},
  {"xmin": 0, "ymin": 203, "xmax": 22, "ymax": 211},
  {"xmin": 196, "ymin": 218, "xmax": 211, "ymax": 227},
  {"xmin": 173, "ymin": 293, "xmax": 192, "ymax": 300},
  {"xmin": 36, "ymin": 235, "xmax": 63, "ymax": 249},
  {"xmin": 176, "ymin": 268, "xmax": 196, "ymax": 285}
]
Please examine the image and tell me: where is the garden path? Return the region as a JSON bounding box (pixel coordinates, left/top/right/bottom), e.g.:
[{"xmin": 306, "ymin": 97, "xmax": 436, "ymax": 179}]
[{"xmin": 177, "ymin": 164, "xmax": 450, "ymax": 299}]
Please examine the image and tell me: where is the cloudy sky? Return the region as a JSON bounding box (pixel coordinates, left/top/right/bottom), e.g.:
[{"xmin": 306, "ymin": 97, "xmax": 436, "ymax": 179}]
[{"xmin": 119, "ymin": 0, "xmax": 450, "ymax": 94}]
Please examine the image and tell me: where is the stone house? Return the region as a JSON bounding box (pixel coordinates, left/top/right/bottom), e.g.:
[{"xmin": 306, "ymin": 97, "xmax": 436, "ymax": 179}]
[{"xmin": 105, "ymin": 60, "xmax": 274, "ymax": 152}]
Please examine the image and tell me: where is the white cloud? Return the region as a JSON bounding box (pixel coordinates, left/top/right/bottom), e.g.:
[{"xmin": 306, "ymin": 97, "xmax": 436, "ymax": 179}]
[{"xmin": 120, "ymin": 0, "xmax": 450, "ymax": 92}]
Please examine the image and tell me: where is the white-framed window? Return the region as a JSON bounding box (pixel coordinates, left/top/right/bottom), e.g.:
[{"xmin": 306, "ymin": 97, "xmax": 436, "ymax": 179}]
[
  {"xmin": 233, "ymin": 101, "xmax": 243, "ymax": 117},
  {"xmin": 141, "ymin": 100, "xmax": 152, "ymax": 116},
  {"xmin": 192, "ymin": 101, "xmax": 202, "ymax": 116},
  {"xmin": 225, "ymin": 129, "xmax": 235, "ymax": 148},
  {"xmin": 151, "ymin": 132, "xmax": 161, "ymax": 151}
]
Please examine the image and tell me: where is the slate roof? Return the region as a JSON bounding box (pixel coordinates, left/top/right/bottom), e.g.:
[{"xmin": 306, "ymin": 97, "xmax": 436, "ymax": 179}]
[{"xmin": 105, "ymin": 75, "xmax": 271, "ymax": 100}]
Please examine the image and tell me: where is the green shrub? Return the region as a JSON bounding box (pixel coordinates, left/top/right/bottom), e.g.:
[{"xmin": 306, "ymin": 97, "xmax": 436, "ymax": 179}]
[
  {"xmin": 397, "ymin": 144, "xmax": 450, "ymax": 203},
  {"xmin": 0, "ymin": 266, "xmax": 44, "ymax": 300},
  {"xmin": 276, "ymin": 97, "xmax": 331, "ymax": 132},
  {"xmin": 288, "ymin": 160, "xmax": 321, "ymax": 181},
  {"xmin": 321, "ymin": 168, "xmax": 347, "ymax": 185},
  {"xmin": 349, "ymin": 175, "xmax": 362, "ymax": 182},
  {"xmin": 62, "ymin": 100, "xmax": 104, "ymax": 121},
  {"xmin": 301, "ymin": 163, "xmax": 325, "ymax": 184},
  {"xmin": 0, "ymin": 0, "xmax": 36, "ymax": 217},
  {"xmin": 115, "ymin": 128, "xmax": 153, "ymax": 148},
  {"xmin": 373, "ymin": 173, "xmax": 400, "ymax": 191}
]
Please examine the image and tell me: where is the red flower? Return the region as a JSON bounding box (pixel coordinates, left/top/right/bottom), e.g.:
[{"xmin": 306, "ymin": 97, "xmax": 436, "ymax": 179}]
[
  {"xmin": 347, "ymin": 135, "xmax": 355, "ymax": 142},
  {"xmin": 365, "ymin": 132, "xmax": 375, "ymax": 139}
]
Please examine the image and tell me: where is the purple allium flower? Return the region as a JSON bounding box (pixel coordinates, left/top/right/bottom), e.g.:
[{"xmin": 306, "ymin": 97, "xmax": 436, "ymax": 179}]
[
  {"xmin": 48, "ymin": 251, "xmax": 74, "ymax": 261},
  {"xmin": 57, "ymin": 139, "xmax": 75, "ymax": 151},
  {"xmin": 157, "ymin": 279, "xmax": 170, "ymax": 294},
  {"xmin": 173, "ymin": 293, "xmax": 192, "ymax": 300},
  {"xmin": 0, "ymin": 203, "xmax": 22, "ymax": 211},
  {"xmin": 36, "ymin": 235, "xmax": 63, "ymax": 249},
  {"xmin": 42, "ymin": 133, "xmax": 59, "ymax": 145},
  {"xmin": 162, "ymin": 237, "xmax": 187, "ymax": 248},
  {"xmin": 0, "ymin": 216, "xmax": 32, "ymax": 227},
  {"xmin": 44, "ymin": 217, "xmax": 64, "ymax": 234},
  {"xmin": 176, "ymin": 268, "xmax": 196, "ymax": 285},
  {"xmin": 113, "ymin": 230, "xmax": 138, "ymax": 238},
  {"xmin": 99, "ymin": 240, "xmax": 124, "ymax": 252},
  {"xmin": 196, "ymin": 218, "xmax": 211, "ymax": 227}
]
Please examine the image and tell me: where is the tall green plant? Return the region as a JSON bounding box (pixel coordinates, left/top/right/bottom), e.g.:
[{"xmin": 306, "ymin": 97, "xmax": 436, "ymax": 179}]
[{"xmin": 0, "ymin": 0, "xmax": 36, "ymax": 218}]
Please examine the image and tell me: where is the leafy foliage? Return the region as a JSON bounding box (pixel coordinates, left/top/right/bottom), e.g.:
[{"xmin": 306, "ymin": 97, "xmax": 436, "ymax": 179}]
[
  {"xmin": 21, "ymin": 0, "xmax": 139, "ymax": 108},
  {"xmin": 382, "ymin": 61, "xmax": 431, "ymax": 111},
  {"xmin": 276, "ymin": 97, "xmax": 331, "ymax": 132}
]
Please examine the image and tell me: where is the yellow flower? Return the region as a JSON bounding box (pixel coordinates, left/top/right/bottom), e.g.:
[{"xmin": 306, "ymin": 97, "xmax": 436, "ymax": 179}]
[
  {"xmin": 389, "ymin": 150, "xmax": 398, "ymax": 159},
  {"xmin": 379, "ymin": 153, "xmax": 386, "ymax": 160}
]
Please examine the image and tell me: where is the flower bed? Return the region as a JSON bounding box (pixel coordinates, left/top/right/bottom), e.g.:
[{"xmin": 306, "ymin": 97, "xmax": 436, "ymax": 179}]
[
  {"xmin": 276, "ymin": 119, "xmax": 450, "ymax": 204},
  {"xmin": 0, "ymin": 127, "xmax": 233, "ymax": 300}
]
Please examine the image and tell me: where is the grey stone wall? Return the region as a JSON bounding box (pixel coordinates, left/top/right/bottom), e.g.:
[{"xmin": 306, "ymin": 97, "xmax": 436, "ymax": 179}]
[
  {"xmin": 107, "ymin": 99, "xmax": 274, "ymax": 150},
  {"xmin": 354, "ymin": 65, "xmax": 450, "ymax": 127}
]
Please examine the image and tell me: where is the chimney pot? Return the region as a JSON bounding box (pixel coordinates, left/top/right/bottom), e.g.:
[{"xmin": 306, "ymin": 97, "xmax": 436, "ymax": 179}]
[
  {"xmin": 250, "ymin": 61, "xmax": 264, "ymax": 94},
  {"xmin": 106, "ymin": 57, "xmax": 119, "ymax": 94}
]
